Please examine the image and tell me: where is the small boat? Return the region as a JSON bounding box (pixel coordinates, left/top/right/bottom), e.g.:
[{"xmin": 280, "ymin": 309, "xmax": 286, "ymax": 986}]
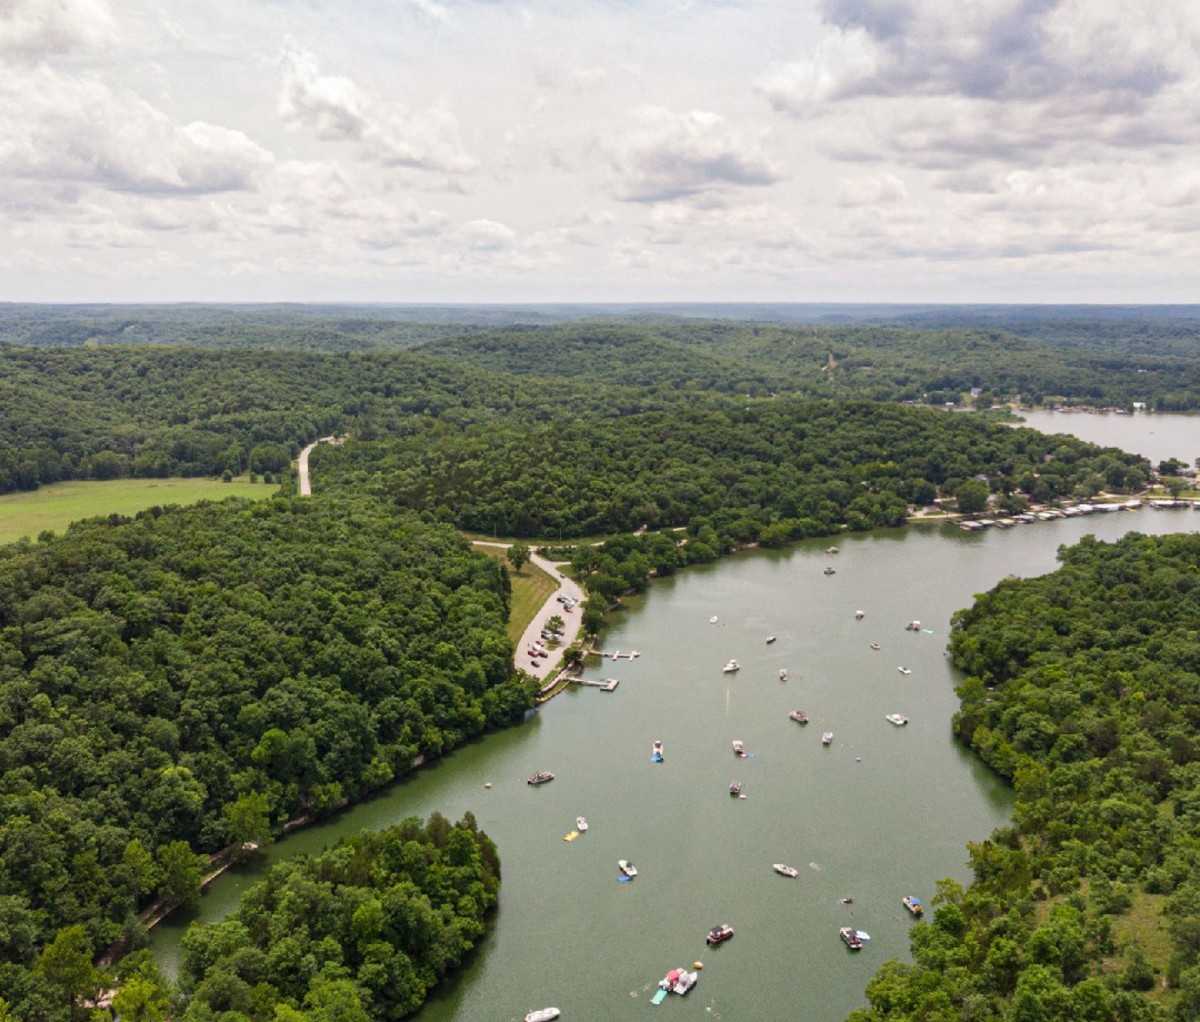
[
  {"xmin": 527, "ymin": 771, "xmax": 554, "ymax": 785},
  {"xmin": 902, "ymin": 895, "xmax": 924, "ymax": 917},
  {"xmin": 886, "ymin": 713, "xmax": 908, "ymax": 726},
  {"xmin": 821, "ymin": 731, "xmax": 834, "ymax": 745},
  {"xmin": 840, "ymin": 926, "xmax": 864, "ymax": 950},
  {"xmin": 855, "ymin": 609, "xmax": 865, "ymax": 619},
  {"xmin": 706, "ymin": 923, "xmax": 735, "ymax": 945},
  {"xmin": 729, "ymin": 781, "xmax": 742, "ymax": 796},
  {"xmin": 709, "ymin": 615, "xmax": 719, "ymax": 623},
  {"xmin": 823, "ymin": 566, "xmax": 836, "ymax": 575},
  {"xmin": 618, "ymin": 859, "xmax": 638, "ymax": 877},
  {"xmin": 789, "ymin": 709, "xmax": 809, "ymax": 724},
  {"xmin": 779, "ymin": 668, "xmax": 789, "ymax": 681},
  {"xmin": 773, "ymin": 863, "xmax": 799, "ymax": 878},
  {"xmin": 870, "ymin": 642, "xmax": 881, "ymax": 650},
  {"xmin": 525, "ymin": 1010, "xmax": 560, "ymax": 1022},
  {"xmin": 563, "ymin": 830, "xmax": 579, "ymax": 842},
  {"xmin": 905, "ymin": 620, "xmax": 921, "ymax": 631},
  {"xmin": 576, "ymin": 816, "xmax": 588, "ymax": 831},
  {"xmin": 827, "ymin": 546, "xmax": 839, "ymax": 554},
  {"xmin": 723, "ymin": 659, "xmax": 740, "ymax": 673},
  {"xmin": 672, "ymin": 970, "xmax": 698, "ymax": 995},
  {"xmin": 766, "ymin": 635, "xmax": 777, "ymax": 644},
  {"xmin": 652, "ymin": 740, "xmax": 663, "ymax": 763},
  {"xmin": 897, "ymin": 666, "xmax": 912, "ymax": 675},
  {"xmin": 732, "ymin": 739, "xmax": 746, "ymax": 756}
]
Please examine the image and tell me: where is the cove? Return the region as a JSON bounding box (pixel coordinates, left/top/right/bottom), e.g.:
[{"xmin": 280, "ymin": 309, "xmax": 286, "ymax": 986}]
[{"xmin": 150, "ymin": 497, "xmax": 1200, "ymax": 1022}]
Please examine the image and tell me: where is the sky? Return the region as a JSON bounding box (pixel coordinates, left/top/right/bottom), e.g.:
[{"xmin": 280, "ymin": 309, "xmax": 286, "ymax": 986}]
[{"xmin": 1, "ymin": 0, "xmax": 1198, "ymax": 304}]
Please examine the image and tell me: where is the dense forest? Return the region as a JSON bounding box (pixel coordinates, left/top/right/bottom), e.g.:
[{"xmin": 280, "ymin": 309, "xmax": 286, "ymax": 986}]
[
  {"xmin": 314, "ymin": 399, "xmax": 1150, "ymax": 539},
  {"xmin": 3, "ymin": 305, "xmax": 1200, "ymax": 495},
  {"xmin": 847, "ymin": 532, "xmax": 1200, "ymax": 1022},
  {"xmin": 179, "ymin": 814, "xmax": 500, "ymax": 1021},
  {"xmin": 0, "ymin": 495, "xmax": 531, "ymax": 1020}
]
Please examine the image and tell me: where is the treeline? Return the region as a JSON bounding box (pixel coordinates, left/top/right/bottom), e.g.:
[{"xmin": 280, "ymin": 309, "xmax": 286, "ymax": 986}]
[
  {"xmin": 849, "ymin": 532, "xmax": 1200, "ymax": 1022},
  {"xmin": 0, "ymin": 345, "xmax": 598, "ymax": 494},
  {"xmin": 314, "ymin": 399, "xmax": 1150, "ymax": 540},
  {"xmin": 0, "ymin": 494, "xmax": 531, "ymax": 1019},
  {"xmin": 179, "ymin": 814, "xmax": 500, "ymax": 1021},
  {"xmin": 5, "ymin": 309, "xmax": 1200, "ymax": 497}
]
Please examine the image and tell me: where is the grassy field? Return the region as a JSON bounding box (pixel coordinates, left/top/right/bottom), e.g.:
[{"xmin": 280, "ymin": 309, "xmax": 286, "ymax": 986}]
[
  {"xmin": 474, "ymin": 544, "xmax": 561, "ymax": 643},
  {"xmin": 0, "ymin": 477, "xmax": 278, "ymax": 547}
]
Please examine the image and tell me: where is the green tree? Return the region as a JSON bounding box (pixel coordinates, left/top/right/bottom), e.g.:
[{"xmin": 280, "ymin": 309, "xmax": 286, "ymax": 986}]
[
  {"xmin": 157, "ymin": 841, "xmax": 205, "ymax": 909},
  {"xmin": 507, "ymin": 542, "xmax": 531, "ymax": 572},
  {"xmin": 35, "ymin": 924, "xmax": 98, "ymax": 1019},
  {"xmin": 224, "ymin": 792, "xmax": 273, "ymax": 853},
  {"xmin": 955, "ymin": 478, "xmax": 990, "ymax": 515}
]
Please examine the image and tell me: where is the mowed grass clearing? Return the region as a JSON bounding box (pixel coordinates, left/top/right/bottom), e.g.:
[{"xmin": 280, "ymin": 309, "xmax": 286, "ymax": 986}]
[
  {"xmin": 474, "ymin": 543, "xmax": 561, "ymax": 643},
  {"xmin": 0, "ymin": 477, "xmax": 278, "ymax": 547}
]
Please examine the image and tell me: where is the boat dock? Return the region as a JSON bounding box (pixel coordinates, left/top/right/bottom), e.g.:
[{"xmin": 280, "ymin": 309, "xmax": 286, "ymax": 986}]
[
  {"xmin": 571, "ymin": 677, "xmax": 620, "ymax": 691},
  {"xmin": 597, "ymin": 650, "xmax": 641, "ymax": 659}
]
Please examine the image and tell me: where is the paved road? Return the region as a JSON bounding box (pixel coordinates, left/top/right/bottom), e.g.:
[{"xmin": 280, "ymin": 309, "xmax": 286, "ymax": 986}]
[{"xmin": 474, "ymin": 543, "xmax": 585, "ymax": 681}]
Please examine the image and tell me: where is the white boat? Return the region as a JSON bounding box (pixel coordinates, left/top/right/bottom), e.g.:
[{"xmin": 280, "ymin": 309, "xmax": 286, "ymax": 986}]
[
  {"xmin": 618, "ymin": 859, "xmax": 638, "ymax": 877},
  {"xmin": 773, "ymin": 863, "xmax": 799, "ymax": 877},
  {"xmin": 525, "ymin": 1010, "xmax": 560, "ymax": 1022},
  {"xmin": 672, "ymin": 970, "xmax": 698, "ymax": 995},
  {"xmin": 723, "ymin": 659, "xmax": 740, "ymax": 673},
  {"xmin": 855, "ymin": 609, "xmax": 865, "ymax": 619},
  {"xmin": 823, "ymin": 566, "xmax": 836, "ymax": 575},
  {"xmin": 885, "ymin": 713, "xmax": 908, "ymax": 726},
  {"xmin": 788, "ymin": 710, "xmax": 808, "ymax": 723},
  {"xmin": 576, "ymin": 816, "xmax": 588, "ymax": 831},
  {"xmin": 709, "ymin": 615, "xmax": 718, "ymax": 623},
  {"xmin": 732, "ymin": 739, "xmax": 746, "ymax": 756},
  {"xmin": 897, "ymin": 666, "xmax": 912, "ymax": 675},
  {"xmin": 779, "ymin": 668, "xmax": 788, "ymax": 680},
  {"xmin": 821, "ymin": 731, "xmax": 834, "ymax": 745}
]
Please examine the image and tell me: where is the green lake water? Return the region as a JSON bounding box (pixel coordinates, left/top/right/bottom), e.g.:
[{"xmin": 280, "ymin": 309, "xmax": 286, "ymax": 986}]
[{"xmin": 149, "ymin": 413, "xmax": 1200, "ymax": 1022}]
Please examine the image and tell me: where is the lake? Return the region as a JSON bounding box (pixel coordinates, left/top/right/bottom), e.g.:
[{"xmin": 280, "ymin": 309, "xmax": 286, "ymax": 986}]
[
  {"xmin": 1015, "ymin": 407, "xmax": 1200, "ymax": 466},
  {"xmin": 150, "ymin": 413, "xmax": 1200, "ymax": 1022}
]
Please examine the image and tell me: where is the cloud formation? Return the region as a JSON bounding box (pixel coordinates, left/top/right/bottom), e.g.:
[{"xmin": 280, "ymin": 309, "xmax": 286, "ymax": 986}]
[
  {"xmin": 609, "ymin": 106, "xmax": 783, "ymax": 203},
  {"xmin": 0, "ymin": 0, "xmax": 1195, "ymax": 301},
  {"xmin": 279, "ymin": 41, "xmax": 476, "ymax": 175}
]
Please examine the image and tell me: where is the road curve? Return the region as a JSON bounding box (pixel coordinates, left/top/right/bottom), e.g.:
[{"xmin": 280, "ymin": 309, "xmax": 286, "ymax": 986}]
[
  {"xmin": 474, "ymin": 543, "xmax": 585, "ymax": 682},
  {"xmin": 296, "ymin": 436, "xmax": 339, "ymax": 496}
]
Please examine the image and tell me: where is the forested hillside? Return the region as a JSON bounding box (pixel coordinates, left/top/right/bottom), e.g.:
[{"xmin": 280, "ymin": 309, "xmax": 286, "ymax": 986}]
[
  {"xmin": 313, "ymin": 399, "xmax": 1150, "ymax": 539},
  {"xmin": 0, "ymin": 495, "xmax": 531, "ymax": 1019},
  {"xmin": 847, "ymin": 532, "xmax": 1200, "ymax": 1022},
  {"xmin": 4, "ymin": 307, "xmax": 1200, "ymax": 494}
]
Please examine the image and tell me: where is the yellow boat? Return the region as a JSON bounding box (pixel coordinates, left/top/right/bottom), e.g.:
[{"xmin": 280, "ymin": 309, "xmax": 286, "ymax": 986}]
[{"xmin": 563, "ymin": 830, "xmax": 580, "ymax": 842}]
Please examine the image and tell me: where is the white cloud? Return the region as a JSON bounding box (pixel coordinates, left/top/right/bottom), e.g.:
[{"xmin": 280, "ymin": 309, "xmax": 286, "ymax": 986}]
[
  {"xmin": 837, "ymin": 172, "xmax": 906, "ymax": 207},
  {"xmin": 0, "ymin": 63, "xmax": 272, "ymax": 194},
  {"xmin": 609, "ymin": 106, "xmax": 783, "ymax": 203},
  {"xmin": 758, "ymin": 27, "xmax": 881, "ymax": 112},
  {"xmin": 279, "ymin": 40, "xmax": 476, "ymax": 175},
  {"xmin": 0, "ymin": 0, "xmax": 116, "ymax": 62}
]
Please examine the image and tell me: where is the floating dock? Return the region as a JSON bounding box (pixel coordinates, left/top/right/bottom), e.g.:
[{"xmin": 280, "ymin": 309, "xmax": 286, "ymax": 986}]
[
  {"xmin": 598, "ymin": 650, "xmax": 641, "ymax": 659},
  {"xmin": 571, "ymin": 677, "xmax": 620, "ymax": 691}
]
